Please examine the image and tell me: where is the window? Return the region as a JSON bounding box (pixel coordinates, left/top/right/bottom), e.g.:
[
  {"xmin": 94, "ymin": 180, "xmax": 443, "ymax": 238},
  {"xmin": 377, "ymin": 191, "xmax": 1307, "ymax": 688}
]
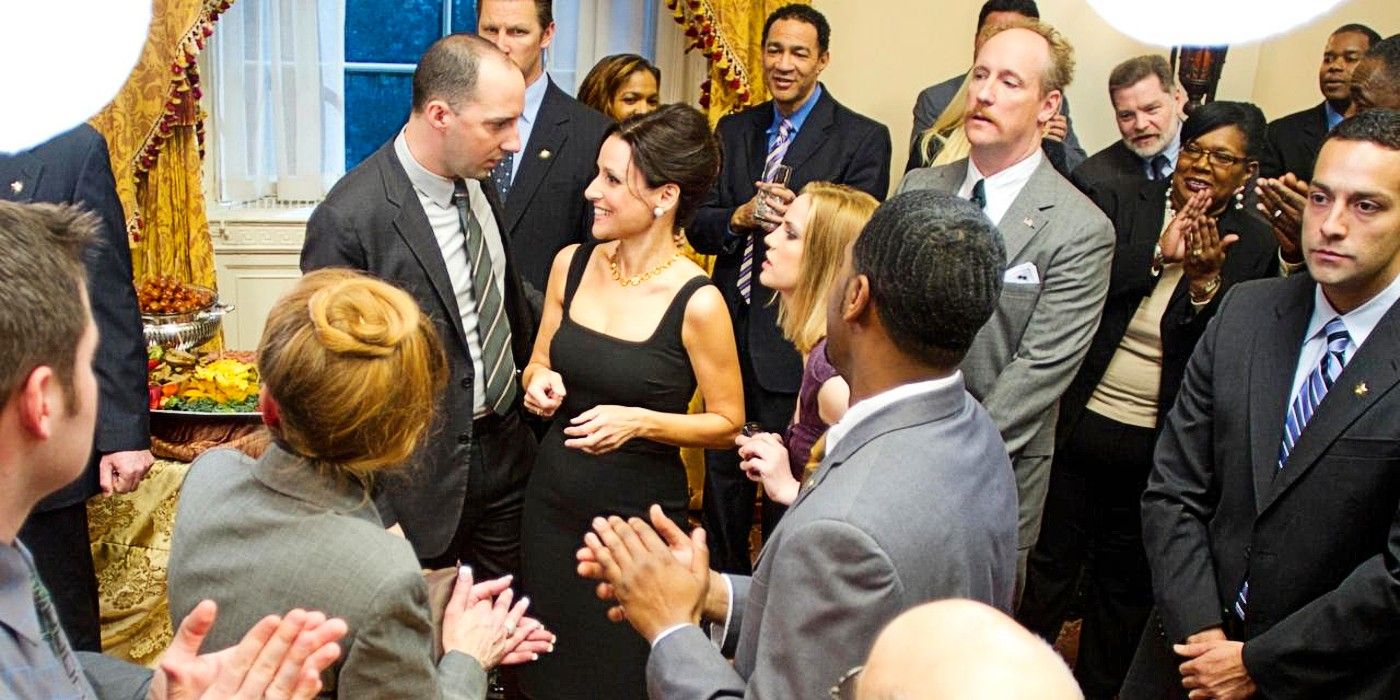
[{"xmin": 206, "ymin": 0, "xmax": 656, "ymax": 205}]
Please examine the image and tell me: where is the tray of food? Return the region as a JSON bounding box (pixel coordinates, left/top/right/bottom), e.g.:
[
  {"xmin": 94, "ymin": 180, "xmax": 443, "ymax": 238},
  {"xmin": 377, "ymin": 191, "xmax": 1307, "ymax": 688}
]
[
  {"xmin": 148, "ymin": 346, "xmax": 261, "ymax": 415},
  {"xmin": 138, "ymin": 276, "xmax": 233, "ymax": 351}
]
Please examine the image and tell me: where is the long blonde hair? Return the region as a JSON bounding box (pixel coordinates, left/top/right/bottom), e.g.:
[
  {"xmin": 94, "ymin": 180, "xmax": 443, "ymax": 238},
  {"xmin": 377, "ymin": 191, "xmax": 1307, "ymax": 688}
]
[
  {"xmin": 258, "ymin": 269, "xmax": 448, "ymax": 480},
  {"xmin": 916, "ymin": 71, "xmax": 973, "ymax": 168},
  {"xmin": 776, "ymin": 182, "xmax": 879, "ymax": 354}
]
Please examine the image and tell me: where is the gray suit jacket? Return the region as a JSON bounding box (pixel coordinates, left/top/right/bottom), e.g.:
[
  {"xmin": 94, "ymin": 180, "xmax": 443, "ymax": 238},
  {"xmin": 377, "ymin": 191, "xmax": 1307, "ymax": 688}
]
[
  {"xmin": 909, "ymin": 73, "xmax": 1086, "ymax": 173},
  {"xmin": 168, "ymin": 444, "xmax": 486, "ymax": 699},
  {"xmin": 647, "ymin": 378, "xmax": 1018, "ymax": 699},
  {"xmin": 898, "ymin": 158, "xmax": 1113, "ymax": 547}
]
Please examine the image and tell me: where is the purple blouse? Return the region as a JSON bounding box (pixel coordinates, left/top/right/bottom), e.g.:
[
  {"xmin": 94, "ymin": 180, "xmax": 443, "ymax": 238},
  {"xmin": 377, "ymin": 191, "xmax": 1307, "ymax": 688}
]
[{"xmin": 785, "ymin": 338, "xmax": 840, "ymax": 477}]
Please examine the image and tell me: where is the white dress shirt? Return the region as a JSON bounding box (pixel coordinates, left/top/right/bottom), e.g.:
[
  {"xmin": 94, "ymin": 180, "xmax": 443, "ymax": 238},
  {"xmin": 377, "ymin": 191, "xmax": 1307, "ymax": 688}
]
[
  {"xmin": 510, "ymin": 73, "xmax": 550, "ymax": 183},
  {"xmin": 1290, "ymin": 272, "xmax": 1400, "ymax": 401},
  {"xmin": 395, "ymin": 131, "xmax": 508, "ymax": 416},
  {"xmin": 959, "ymin": 149, "xmax": 1042, "ymax": 227}
]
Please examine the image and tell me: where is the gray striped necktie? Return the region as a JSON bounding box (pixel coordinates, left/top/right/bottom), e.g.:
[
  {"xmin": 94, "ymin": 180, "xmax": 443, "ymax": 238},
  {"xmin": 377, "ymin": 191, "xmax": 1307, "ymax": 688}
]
[{"xmin": 454, "ymin": 180, "xmax": 518, "ymax": 415}]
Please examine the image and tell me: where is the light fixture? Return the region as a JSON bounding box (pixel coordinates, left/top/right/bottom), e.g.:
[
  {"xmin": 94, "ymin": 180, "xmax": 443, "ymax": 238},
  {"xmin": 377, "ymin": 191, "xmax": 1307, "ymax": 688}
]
[{"xmin": 1085, "ymin": 0, "xmax": 1346, "ymax": 47}]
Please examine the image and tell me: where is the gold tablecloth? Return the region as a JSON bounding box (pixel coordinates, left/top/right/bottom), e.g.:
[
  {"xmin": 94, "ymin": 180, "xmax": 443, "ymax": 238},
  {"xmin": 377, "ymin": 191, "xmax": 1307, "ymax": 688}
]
[{"xmin": 87, "ymin": 458, "xmax": 190, "ymax": 666}]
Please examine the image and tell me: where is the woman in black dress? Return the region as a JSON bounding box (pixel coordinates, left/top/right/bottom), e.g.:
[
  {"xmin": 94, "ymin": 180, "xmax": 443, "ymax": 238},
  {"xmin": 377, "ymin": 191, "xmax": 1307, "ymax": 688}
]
[{"xmin": 517, "ymin": 103, "xmax": 744, "ymax": 699}]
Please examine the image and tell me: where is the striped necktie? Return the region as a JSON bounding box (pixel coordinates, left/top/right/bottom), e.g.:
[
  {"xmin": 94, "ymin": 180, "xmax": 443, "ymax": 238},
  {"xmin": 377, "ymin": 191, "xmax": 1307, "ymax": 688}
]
[
  {"xmin": 454, "ymin": 180, "xmax": 518, "ymax": 415},
  {"xmin": 738, "ymin": 118, "xmax": 795, "ymax": 304},
  {"xmin": 1235, "ymin": 317, "xmax": 1351, "ymax": 620}
]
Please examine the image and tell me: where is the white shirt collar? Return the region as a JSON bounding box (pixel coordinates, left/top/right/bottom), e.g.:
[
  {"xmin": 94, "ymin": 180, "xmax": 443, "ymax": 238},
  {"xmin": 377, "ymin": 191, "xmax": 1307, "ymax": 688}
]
[
  {"xmin": 960, "ymin": 149, "xmax": 1042, "ymax": 226},
  {"xmin": 395, "ymin": 130, "xmax": 456, "ymax": 209},
  {"xmin": 1306, "ymin": 270, "xmax": 1400, "ymax": 351},
  {"xmin": 825, "ymin": 372, "xmax": 963, "ymax": 453},
  {"xmin": 521, "ymin": 72, "xmax": 549, "ymax": 126}
]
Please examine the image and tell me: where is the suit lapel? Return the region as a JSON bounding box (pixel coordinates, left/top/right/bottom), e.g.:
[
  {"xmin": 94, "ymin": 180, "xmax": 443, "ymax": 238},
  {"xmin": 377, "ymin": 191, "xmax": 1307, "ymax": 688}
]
[
  {"xmin": 503, "ymin": 79, "xmax": 568, "ymax": 236},
  {"xmin": 381, "ymin": 147, "xmax": 470, "ymax": 347},
  {"xmin": 775, "ymin": 89, "xmax": 834, "ymax": 175},
  {"xmin": 1261, "ymin": 295, "xmax": 1400, "ymax": 514},
  {"xmin": 1246, "ymin": 278, "xmax": 1313, "ymax": 512},
  {"xmin": 0, "ymin": 152, "xmax": 42, "ymax": 203},
  {"xmin": 997, "ymin": 159, "xmax": 1057, "ymax": 261},
  {"xmin": 920, "ymin": 160, "xmax": 967, "ymax": 196},
  {"xmin": 745, "ymin": 106, "xmax": 770, "ymax": 186}
]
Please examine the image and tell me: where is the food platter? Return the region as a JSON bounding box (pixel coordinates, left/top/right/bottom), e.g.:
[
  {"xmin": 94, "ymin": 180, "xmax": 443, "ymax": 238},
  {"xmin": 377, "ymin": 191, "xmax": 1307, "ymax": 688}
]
[{"xmin": 148, "ymin": 347, "xmax": 261, "ymax": 415}]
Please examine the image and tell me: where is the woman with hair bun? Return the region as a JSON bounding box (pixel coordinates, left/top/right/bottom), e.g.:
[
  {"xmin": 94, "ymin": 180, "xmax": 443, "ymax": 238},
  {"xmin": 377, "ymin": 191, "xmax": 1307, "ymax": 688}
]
[
  {"xmin": 168, "ymin": 269, "xmax": 552, "ymax": 699},
  {"xmin": 518, "ymin": 103, "xmax": 744, "ymax": 699}
]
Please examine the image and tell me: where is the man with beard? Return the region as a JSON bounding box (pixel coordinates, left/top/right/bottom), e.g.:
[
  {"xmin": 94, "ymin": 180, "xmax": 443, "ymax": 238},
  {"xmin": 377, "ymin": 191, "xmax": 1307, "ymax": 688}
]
[{"xmin": 1071, "ymin": 55, "xmax": 1186, "ymax": 200}]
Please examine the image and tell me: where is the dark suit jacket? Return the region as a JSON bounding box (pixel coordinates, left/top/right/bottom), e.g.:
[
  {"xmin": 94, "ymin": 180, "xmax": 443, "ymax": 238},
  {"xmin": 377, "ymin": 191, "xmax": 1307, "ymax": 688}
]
[
  {"xmin": 1057, "ymin": 180, "xmax": 1278, "ymax": 443},
  {"xmin": 1260, "ymin": 102, "xmax": 1329, "ymax": 181},
  {"xmin": 647, "ymin": 378, "xmax": 1018, "ymax": 698},
  {"xmin": 1138, "ymin": 275, "xmax": 1400, "ymax": 698},
  {"xmin": 690, "ymin": 86, "xmax": 891, "ymax": 394},
  {"xmin": 0, "ymin": 124, "xmax": 149, "ymax": 510},
  {"xmin": 498, "ymin": 78, "xmax": 610, "ymax": 294},
  {"xmin": 1071, "ymin": 139, "xmax": 1150, "ymax": 200},
  {"xmin": 301, "ymin": 140, "xmax": 537, "ymax": 559}
]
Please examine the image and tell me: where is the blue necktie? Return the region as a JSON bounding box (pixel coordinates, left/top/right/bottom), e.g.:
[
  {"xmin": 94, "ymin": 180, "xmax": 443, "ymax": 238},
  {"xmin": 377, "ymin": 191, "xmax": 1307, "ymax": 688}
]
[{"xmin": 1235, "ymin": 317, "xmax": 1351, "ymax": 620}]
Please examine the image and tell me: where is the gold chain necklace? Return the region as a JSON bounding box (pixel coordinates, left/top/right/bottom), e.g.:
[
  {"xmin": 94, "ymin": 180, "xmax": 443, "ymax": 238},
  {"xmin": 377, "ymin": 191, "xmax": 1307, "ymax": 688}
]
[{"xmin": 608, "ymin": 249, "xmax": 681, "ymax": 287}]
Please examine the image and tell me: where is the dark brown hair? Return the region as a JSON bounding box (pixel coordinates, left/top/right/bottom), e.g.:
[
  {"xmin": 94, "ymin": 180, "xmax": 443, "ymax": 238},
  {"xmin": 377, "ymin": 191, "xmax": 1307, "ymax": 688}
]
[
  {"xmin": 609, "ymin": 103, "xmax": 721, "ymax": 228},
  {"xmin": 0, "ymin": 201, "xmax": 95, "ymax": 409},
  {"xmin": 578, "ymin": 53, "xmax": 661, "ymax": 120}
]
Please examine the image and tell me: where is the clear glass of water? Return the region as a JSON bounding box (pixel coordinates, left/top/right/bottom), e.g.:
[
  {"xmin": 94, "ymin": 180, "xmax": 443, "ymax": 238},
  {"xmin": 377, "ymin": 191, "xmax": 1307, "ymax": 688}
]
[{"xmin": 755, "ymin": 164, "xmax": 793, "ymax": 225}]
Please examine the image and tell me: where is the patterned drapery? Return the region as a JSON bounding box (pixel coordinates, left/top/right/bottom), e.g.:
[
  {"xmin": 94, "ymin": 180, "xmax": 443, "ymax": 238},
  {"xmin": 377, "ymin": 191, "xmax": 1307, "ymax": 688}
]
[
  {"xmin": 664, "ymin": 0, "xmax": 809, "ymax": 126},
  {"xmin": 88, "ymin": 0, "xmax": 228, "ymax": 293}
]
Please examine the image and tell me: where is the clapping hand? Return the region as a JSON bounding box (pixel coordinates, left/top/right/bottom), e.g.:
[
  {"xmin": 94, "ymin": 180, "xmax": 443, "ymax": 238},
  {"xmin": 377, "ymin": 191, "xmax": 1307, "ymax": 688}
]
[
  {"xmin": 150, "ymin": 601, "xmax": 347, "ymax": 700},
  {"xmin": 1183, "ymin": 214, "xmax": 1238, "ymax": 284},
  {"xmin": 524, "ymin": 370, "xmax": 566, "ymax": 418},
  {"xmin": 441, "ymin": 568, "xmax": 555, "ymax": 669},
  {"xmin": 736, "ymin": 431, "xmax": 799, "ymax": 505},
  {"xmin": 1255, "ymin": 174, "xmax": 1307, "ymax": 264},
  {"xmin": 1174, "ymin": 628, "xmax": 1257, "ymax": 700},
  {"xmin": 580, "ymin": 508, "xmax": 711, "ymax": 642},
  {"xmin": 1160, "ymin": 189, "xmax": 1212, "ymax": 264},
  {"xmin": 1043, "ymin": 113, "xmax": 1069, "ymax": 142}
]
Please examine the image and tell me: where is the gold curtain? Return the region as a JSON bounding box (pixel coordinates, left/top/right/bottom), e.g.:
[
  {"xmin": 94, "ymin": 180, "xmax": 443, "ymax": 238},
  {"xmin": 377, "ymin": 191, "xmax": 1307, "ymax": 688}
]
[
  {"xmin": 664, "ymin": 0, "xmax": 809, "ymax": 127},
  {"xmin": 88, "ymin": 0, "xmax": 226, "ymax": 296}
]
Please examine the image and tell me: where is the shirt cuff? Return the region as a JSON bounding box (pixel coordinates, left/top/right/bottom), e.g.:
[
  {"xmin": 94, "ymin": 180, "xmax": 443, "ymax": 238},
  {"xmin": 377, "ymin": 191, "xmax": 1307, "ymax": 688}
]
[
  {"xmin": 1278, "ymin": 249, "xmax": 1306, "ymax": 277},
  {"xmin": 707, "ymin": 574, "xmax": 736, "ymax": 648},
  {"xmin": 651, "ymin": 623, "xmax": 697, "ymax": 648}
]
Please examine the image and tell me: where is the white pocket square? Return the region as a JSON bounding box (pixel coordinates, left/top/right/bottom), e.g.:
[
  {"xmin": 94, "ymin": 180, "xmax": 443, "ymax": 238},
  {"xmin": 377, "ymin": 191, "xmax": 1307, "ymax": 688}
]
[{"xmin": 1004, "ymin": 262, "xmax": 1040, "ymax": 284}]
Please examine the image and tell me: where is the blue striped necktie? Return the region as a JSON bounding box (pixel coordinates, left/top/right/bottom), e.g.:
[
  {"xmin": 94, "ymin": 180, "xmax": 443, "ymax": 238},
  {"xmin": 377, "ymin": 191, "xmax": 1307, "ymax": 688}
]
[
  {"xmin": 738, "ymin": 118, "xmax": 794, "ymax": 304},
  {"xmin": 1235, "ymin": 316, "xmax": 1351, "ymax": 620}
]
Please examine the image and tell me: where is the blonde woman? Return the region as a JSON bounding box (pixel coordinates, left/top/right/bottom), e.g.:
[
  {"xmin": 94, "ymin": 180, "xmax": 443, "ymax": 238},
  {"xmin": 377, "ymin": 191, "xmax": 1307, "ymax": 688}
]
[
  {"xmin": 168, "ymin": 270, "xmax": 552, "ymax": 699},
  {"xmin": 736, "ymin": 182, "xmax": 878, "ymax": 504}
]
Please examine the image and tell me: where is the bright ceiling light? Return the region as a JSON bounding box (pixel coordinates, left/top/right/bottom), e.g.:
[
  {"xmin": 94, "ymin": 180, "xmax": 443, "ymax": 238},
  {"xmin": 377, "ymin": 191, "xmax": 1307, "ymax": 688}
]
[
  {"xmin": 0, "ymin": 2, "xmax": 151, "ymax": 153},
  {"xmin": 1085, "ymin": 0, "xmax": 1347, "ymax": 46}
]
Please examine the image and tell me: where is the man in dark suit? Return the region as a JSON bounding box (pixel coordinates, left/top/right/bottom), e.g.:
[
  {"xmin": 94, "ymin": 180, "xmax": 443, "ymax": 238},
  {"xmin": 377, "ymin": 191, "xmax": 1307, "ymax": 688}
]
[
  {"xmin": 1071, "ymin": 55, "xmax": 1186, "ymax": 200},
  {"xmin": 0, "ymin": 124, "xmax": 151, "ymax": 651},
  {"xmin": 907, "ymin": 0, "xmax": 1085, "ymax": 174},
  {"xmin": 477, "ymin": 0, "xmax": 610, "ymax": 295},
  {"xmin": 1260, "ymin": 23, "xmax": 1381, "ymax": 181},
  {"xmin": 690, "ymin": 3, "xmax": 892, "ymax": 574},
  {"xmin": 302, "ymin": 35, "xmax": 538, "ymax": 579},
  {"xmin": 1127, "ymin": 109, "xmax": 1400, "ymax": 699},
  {"xmin": 580, "ymin": 190, "xmax": 1017, "ymax": 699}
]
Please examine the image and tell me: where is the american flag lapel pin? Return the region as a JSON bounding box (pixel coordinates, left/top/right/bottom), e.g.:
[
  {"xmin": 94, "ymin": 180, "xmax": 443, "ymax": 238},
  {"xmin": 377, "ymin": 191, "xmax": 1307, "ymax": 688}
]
[
  {"xmin": 1023, "ymin": 217, "xmax": 1035, "ymax": 228},
  {"xmin": 1355, "ymin": 381, "xmax": 1369, "ymax": 397}
]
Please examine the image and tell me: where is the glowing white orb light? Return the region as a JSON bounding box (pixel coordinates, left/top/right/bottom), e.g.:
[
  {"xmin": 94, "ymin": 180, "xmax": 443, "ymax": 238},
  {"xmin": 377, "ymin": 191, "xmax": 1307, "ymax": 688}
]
[
  {"xmin": 0, "ymin": 1, "xmax": 152, "ymax": 153},
  {"xmin": 1086, "ymin": 0, "xmax": 1347, "ymax": 46}
]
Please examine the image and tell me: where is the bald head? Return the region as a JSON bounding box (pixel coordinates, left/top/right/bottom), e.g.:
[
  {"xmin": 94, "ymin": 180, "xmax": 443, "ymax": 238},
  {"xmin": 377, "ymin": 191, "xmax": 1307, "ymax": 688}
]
[
  {"xmin": 411, "ymin": 33, "xmax": 516, "ymax": 112},
  {"xmin": 857, "ymin": 600, "xmax": 1082, "ymax": 700}
]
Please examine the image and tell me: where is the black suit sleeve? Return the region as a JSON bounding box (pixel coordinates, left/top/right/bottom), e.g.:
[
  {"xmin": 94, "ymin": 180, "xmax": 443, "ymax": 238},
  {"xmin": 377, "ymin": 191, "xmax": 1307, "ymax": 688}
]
[
  {"xmin": 844, "ymin": 124, "xmax": 892, "ymax": 202},
  {"xmin": 1141, "ymin": 287, "xmax": 1233, "ymax": 643},
  {"xmin": 76, "ymin": 130, "xmax": 149, "ymax": 454},
  {"xmin": 689, "ymin": 118, "xmax": 741, "ymax": 257}
]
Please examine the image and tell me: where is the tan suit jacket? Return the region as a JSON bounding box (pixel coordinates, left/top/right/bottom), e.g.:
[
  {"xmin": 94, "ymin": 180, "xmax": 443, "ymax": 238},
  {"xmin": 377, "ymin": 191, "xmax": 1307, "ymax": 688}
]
[{"xmin": 168, "ymin": 444, "xmax": 486, "ymax": 699}]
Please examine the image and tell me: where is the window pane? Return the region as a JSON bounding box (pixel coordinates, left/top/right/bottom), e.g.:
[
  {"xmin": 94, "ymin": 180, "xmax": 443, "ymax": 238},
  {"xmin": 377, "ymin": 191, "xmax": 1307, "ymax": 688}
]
[
  {"xmin": 450, "ymin": 0, "xmax": 478, "ymax": 34},
  {"xmin": 346, "ymin": 0, "xmax": 442, "ymax": 63},
  {"xmin": 345, "ymin": 71, "xmax": 413, "ymax": 170}
]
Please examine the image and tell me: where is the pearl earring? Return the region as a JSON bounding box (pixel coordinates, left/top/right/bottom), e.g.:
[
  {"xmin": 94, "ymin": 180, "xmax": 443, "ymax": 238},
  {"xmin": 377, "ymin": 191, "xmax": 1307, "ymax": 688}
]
[
  {"xmin": 653, "ymin": 206, "xmax": 666, "ymax": 219},
  {"xmin": 1234, "ymin": 190, "xmax": 1245, "ymax": 210}
]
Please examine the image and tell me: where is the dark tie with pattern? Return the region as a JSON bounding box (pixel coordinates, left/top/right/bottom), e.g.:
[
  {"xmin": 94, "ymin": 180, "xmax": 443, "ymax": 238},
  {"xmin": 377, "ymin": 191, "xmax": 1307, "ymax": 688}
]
[
  {"xmin": 490, "ymin": 153, "xmax": 515, "ymax": 203},
  {"xmin": 1235, "ymin": 317, "xmax": 1351, "ymax": 620},
  {"xmin": 1150, "ymin": 154, "xmax": 1170, "ymax": 181},
  {"xmin": 454, "ymin": 180, "xmax": 518, "ymax": 415},
  {"xmin": 969, "ymin": 178, "xmax": 988, "ymax": 210}
]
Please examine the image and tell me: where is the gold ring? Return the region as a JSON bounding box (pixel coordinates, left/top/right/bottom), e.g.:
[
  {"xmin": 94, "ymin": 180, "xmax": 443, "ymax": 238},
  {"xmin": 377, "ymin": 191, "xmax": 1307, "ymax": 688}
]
[{"xmin": 1191, "ymin": 248, "xmax": 1203, "ymax": 257}]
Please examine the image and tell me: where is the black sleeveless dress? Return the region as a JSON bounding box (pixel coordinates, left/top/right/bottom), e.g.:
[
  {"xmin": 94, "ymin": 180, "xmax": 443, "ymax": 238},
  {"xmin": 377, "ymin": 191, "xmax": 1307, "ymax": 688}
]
[{"xmin": 519, "ymin": 243, "xmax": 710, "ymax": 699}]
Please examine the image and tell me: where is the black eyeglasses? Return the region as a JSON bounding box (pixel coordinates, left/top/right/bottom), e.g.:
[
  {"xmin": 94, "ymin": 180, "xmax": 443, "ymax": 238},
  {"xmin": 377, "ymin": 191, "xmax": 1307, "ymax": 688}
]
[
  {"xmin": 1180, "ymin": 142, "xmax": 1247, "ymax": 168},
  {"xmin": 829, "ymin": 665, "xmax": 864, "ymax": 699}
]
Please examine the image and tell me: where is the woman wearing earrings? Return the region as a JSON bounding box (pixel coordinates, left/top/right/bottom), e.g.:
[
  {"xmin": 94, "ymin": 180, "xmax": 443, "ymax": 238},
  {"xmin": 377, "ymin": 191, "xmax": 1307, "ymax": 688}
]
[
  {"xmin": 516, "ymin": 103, "xmax": 743, "ymax": 699},
  {"xmin": 1017, "ymin": 100, "xmax": 1279, "ymax": 698}
]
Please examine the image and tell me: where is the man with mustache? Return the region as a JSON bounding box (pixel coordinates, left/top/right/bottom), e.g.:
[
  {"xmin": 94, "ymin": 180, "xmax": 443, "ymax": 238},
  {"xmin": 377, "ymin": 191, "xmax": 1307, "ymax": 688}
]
[
  {"xmin": 1071, "ymin": 55, "xmax": 1186, "ymax": 200},
  {"xmin": 1260, "ymin": 24, "xmax": 1382, "ymax": 181},
  {"xmin": 899, "ymin": 18, "xmax": 1113, "ymax": 593}
]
